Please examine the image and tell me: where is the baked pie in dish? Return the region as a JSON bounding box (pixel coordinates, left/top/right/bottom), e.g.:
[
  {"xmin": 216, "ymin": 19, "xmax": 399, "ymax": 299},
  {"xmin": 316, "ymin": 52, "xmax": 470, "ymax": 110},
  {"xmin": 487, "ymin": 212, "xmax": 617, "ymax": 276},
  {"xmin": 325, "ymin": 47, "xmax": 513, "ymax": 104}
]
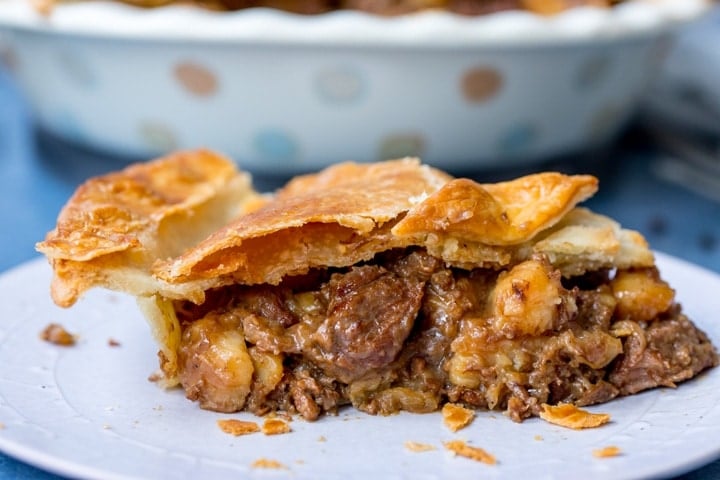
[
  {"xmin": 36, "ymin": 150, "xmax": 718, "ymax": 421},
  {"xmin": 31, "ymin": 0, "xmax": 626, "ymax": 16}
]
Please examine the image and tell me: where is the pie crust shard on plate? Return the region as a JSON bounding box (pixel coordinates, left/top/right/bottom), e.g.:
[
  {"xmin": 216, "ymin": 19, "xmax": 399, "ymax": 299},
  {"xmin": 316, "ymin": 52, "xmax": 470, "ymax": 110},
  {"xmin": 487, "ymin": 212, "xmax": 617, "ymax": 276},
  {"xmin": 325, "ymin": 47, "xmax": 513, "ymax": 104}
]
[{"xmin": 36, "ymin": 150, "xmax": 718, "ymax": 421}]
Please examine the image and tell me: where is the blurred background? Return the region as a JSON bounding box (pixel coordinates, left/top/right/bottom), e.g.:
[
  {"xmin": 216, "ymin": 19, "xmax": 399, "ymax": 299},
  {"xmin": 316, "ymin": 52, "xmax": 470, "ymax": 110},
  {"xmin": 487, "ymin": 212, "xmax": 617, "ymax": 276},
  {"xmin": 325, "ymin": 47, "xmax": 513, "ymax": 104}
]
[{"xmin": 0, "ymin": 0, "xmax": 719, "ymax": 478}]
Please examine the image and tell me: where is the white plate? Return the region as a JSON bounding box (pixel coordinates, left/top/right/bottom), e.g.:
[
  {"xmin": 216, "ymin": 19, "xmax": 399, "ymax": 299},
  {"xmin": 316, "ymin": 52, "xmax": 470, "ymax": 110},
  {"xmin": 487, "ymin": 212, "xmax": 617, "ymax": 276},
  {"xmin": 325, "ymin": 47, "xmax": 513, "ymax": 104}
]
[{"xmin": 0, "ymin": 253, "xmax": 719, "ymax": 480}]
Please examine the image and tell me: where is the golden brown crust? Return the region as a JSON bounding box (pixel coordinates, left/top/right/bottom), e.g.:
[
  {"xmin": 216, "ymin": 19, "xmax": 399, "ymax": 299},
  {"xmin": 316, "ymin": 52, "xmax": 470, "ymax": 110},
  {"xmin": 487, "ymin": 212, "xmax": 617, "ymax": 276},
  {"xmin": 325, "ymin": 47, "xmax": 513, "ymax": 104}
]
[
  {"xmin": 532, "ymin": 207, "xmax": 655, "ymax": 276},
  {"xmin": 38, "ymin": 153, "xmax": 657, "ymax": 309},
  {"xmin": 392, "ymin": 173, "xmax": 598, "ymax": 245},
  {"xmin": 154, "ymin": 158, "xmax": 451, "ymax": 285},
  {"xmin": 36, "ymin": 150, "xmax": 261, "ymax": 307},
  {"xmin": 153, "ymin": 162, "xmax": 604, "ymax": 289}
]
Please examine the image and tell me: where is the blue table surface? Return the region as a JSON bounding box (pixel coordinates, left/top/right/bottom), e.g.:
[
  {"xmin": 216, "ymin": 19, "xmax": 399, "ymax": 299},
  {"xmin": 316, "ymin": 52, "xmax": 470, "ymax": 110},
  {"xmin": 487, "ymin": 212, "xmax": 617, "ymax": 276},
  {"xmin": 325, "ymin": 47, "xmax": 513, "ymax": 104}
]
[{"xmin": 1, "ymin": 65, "xmax": 719, "ymax": 479}]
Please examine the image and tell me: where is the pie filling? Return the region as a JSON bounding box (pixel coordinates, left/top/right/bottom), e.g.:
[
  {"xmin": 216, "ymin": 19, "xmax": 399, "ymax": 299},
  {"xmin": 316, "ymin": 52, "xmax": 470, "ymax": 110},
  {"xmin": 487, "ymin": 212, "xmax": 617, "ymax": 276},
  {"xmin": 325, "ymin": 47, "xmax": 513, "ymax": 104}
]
[{"xmin": 172, "ymin": 248, "xmax": 718, "ymax": 421}]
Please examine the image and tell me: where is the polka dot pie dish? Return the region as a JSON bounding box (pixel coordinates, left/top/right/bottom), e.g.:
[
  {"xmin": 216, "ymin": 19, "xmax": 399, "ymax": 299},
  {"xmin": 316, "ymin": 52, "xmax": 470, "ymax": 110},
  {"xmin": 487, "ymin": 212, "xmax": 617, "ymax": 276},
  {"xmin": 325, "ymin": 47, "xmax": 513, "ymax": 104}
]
[{"xmin": 0, "ymin": 0, "xmax": 712, "ymax": 172}]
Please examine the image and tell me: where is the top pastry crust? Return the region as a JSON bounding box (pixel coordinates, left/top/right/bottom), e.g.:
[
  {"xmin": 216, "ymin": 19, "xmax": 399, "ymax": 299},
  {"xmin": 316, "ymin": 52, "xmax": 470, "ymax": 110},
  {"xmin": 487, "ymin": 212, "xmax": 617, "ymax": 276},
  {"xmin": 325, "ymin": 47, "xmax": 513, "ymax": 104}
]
[
  {"xmin": 156, "ymin": 157, "xmax": 453, "ymax": 285},
  {"xmin": 37, "ymin": 150, "xmax": 655, "ymax": 308},
  {"xmin": 36, "ymin": 149, "xmax": 262, "ymax": 307}
]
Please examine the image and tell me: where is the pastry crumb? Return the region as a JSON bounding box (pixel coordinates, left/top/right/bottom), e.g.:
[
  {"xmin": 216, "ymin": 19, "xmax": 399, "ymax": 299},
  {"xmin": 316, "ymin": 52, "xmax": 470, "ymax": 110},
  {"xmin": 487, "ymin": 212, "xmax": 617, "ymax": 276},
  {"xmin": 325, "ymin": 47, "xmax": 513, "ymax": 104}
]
[
  {"xmin": 593, "ymin": 446, "xmax": 621, "ymax": 458},
  {"xmin": 262, "ymin": 417, "xmax": 291, "ymax": 435},
  {"xmin": 40, "ymin": 323, "xmax": 76, "ymax": 346},
  {"xmin": 317, "ymin": 435, "xmax": 327, "ymax": 442},
  {"xmin": 444, "ymin": 440, "xmax": 496, "ymax": 465},
  {"xmin": 539, "ymin": 403, "xmax": 610, "ymax": 429},
  {"xmin": 534, "ymin": 435, "xmax": 543, "ymax": 441},
  {"xmin": 251, "ymin": 458, "xmax": 287, "ymax": 470},
  {"xmin": 0, "ymin": 422, "xmax": 5, "ymax": 429},
  {"xmin": 108, "ymin": 338, "xmax": 121, "ymax": 347},
  {"xmin": 404, "ymin": 441, "xmax": 436, "ymax": 452},
  {"xmin": 217, "ymin": 419, "xmax": 260, "ymax": 436},
  {"xmin": 442, "ymin": 403, "xmax": 475, "ymax": 432}
]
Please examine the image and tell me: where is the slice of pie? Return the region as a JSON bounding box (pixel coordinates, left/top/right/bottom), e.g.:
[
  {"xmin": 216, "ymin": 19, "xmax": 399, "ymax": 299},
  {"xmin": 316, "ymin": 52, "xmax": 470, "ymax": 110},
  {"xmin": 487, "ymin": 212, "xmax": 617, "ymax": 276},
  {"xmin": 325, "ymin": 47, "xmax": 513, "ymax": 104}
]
[{"xmin": 36, "ymin": 150, "xmax": 718, "ymax": 421}]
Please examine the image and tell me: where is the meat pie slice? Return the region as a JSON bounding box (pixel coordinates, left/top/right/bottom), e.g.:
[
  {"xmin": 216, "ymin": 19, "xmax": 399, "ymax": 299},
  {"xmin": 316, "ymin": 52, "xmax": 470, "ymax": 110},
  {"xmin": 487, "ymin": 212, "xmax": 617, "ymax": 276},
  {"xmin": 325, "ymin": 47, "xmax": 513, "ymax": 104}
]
[{"xmin": 37, "ymin": 151, "xmax": 718, "ymax": 421}]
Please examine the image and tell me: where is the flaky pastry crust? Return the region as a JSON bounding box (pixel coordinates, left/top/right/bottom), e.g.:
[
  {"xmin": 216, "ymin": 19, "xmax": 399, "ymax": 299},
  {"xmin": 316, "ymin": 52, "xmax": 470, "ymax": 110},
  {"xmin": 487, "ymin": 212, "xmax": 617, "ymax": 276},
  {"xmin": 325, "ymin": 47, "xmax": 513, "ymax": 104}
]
[
  {"xmin": 36, "ymin": 149, "xmax": 262, "ymax": 307},
  {"xmin": 37, "ymin": 150, "xmax": 657, "ymax": 311},
  {"xmin": 150, "ymin": 157, "xmax": 642, "ymax": 294}
]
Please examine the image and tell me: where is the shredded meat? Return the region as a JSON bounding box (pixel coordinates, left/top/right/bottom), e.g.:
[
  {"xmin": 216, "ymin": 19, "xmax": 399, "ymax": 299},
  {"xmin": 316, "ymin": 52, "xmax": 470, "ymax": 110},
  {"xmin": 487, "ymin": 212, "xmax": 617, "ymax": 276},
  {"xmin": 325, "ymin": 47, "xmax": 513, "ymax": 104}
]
[
  {"xmin": 174, "ymin": 249, "xmax": 719, "ymax": 421},
  {"xmin": 609, "ymin": 308, "xmax": 717, "ymax": 394}
]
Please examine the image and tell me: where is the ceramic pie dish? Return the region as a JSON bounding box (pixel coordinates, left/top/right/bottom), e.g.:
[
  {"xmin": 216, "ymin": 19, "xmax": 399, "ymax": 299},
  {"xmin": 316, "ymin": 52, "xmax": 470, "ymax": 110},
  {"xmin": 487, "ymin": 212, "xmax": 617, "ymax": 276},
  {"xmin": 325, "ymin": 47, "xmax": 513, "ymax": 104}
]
[{"xmin": 0, "ymin": 0, "xmax": 712, "ymax": 172}]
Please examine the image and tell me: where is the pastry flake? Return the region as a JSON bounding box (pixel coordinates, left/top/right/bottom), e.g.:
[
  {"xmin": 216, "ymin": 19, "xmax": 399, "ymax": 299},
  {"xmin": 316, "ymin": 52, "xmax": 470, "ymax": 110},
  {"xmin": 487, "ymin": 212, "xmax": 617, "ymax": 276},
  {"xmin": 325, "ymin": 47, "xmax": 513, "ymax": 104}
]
[
  {"xmin": 444, "ymin": 440, "xmax": 497, "ymax": 465},
  {"xmin": 217, "ymin": 418, "xmax": 260, "ymax": 436},
  {"xmin": 250, "ymin": 458, "xmax": 287, "ymax": 470},
  {"xmin": 539, "ymin": 403, "xmax": 610, "ymax": 429},
  {"xmin": 40, "ymin": 323, "xmax": 77, "ymax": 346},
  {"xmin": 593, "ymin": 445, "xmax": 621, "ymax": 458},
  {"xmin": 442, "ymin": 403, "xmax": 475, "ymax": 432},
  {"xmin": 404, "ymin": 441, "xmax": 436, "ymax": 452},
  {"xmin": 261, "ymin": 417, "xmax": 291, "ymax": 435}
]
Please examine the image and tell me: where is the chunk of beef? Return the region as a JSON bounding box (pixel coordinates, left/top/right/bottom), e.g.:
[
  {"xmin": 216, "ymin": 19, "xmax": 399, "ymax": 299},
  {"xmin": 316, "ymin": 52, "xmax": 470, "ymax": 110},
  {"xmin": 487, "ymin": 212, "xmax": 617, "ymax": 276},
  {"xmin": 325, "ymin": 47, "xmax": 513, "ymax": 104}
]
[{"xmin": 301, "ymin": 265, "xmax": 425, "ymax": 383}]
